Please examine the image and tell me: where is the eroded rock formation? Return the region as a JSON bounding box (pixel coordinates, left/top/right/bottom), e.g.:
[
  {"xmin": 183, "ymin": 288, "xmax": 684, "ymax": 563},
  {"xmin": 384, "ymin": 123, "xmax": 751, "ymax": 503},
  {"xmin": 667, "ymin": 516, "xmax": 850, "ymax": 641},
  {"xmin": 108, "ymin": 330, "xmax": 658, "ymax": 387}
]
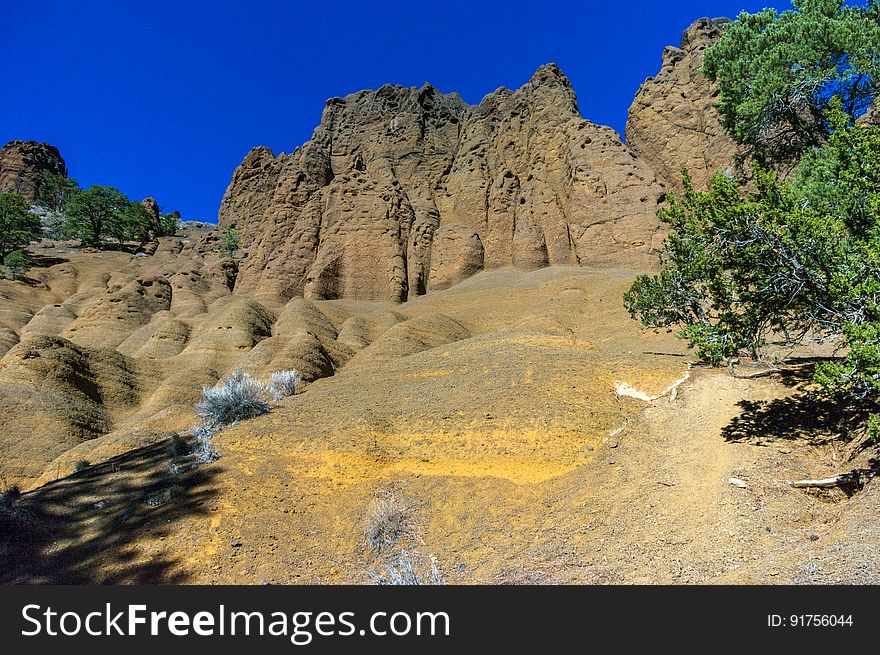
[
  {"xmin": 142, "ymin": 197, "xmax": 160, "ymax": 219},
  {"xmin": 0, "ymin": 140, "xmax": 68, "ymax": 201},
  {"xmin": 626, "ymin": 17, "xmax": 739, "ymax": 191},
  {"xmin": 220, "ymin": 64, "xmax": 667, "ymax": 302}
]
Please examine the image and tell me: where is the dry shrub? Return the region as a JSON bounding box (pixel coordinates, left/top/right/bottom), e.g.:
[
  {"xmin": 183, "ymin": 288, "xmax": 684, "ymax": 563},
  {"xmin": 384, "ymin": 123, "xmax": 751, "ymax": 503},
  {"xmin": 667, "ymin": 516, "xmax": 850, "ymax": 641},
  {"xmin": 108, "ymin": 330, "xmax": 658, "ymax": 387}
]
[
  {"xmin": 363, "ymin": 491, "xmax": 418, "ymax": 552},
  {"xmin": 267, "ymin": 369, "xmax": 300, "ymax": 400},
  {"xmin": 195, "ymin": 369, "xmax": 270, "ymax": 429},
  {"xmin": 368, "ymin": 551, "xmax": 445, "ymax": 585}
]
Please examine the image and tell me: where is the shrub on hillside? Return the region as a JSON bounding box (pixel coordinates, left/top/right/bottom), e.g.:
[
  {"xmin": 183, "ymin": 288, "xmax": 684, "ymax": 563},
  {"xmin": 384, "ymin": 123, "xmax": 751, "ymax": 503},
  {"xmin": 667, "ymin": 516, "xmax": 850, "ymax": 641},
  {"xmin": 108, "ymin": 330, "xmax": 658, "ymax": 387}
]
[
  {"xmin": 363, "ymin": 491, "xmax": 417, "ymax": 552},
  {"xmin": 195, "ymin": 369, "xmax": 270, "ymax": 429},
  {"xmin": 368, "ymin": 551, "xmax": 445, "ymax": 586},
  {"xmin": 218, "ymin": 226, "xmax": 240, "ymax": 257},
  {"xmin": 186, "ymin": 368, "xmax": 301, "ymax": 467},
  {"xmin": 0, "ymin": 250, "xmax": 28, "ymax": 280},
  {"xmin": 267, "ymin": 369, "xmax": 301, "ymax": 400},
  {"xmin": 191, "ymin": 424, "xmax": 220, "ymax": 465}
]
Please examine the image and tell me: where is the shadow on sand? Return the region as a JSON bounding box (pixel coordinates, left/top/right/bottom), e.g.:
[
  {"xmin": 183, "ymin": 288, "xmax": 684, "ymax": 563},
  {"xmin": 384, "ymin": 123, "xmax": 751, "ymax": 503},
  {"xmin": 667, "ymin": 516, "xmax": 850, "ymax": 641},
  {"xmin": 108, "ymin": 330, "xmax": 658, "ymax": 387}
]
[
  {"xmin": 1, "ymin": 438, "xmax": 220, "ymax": 584},
  {"xmin": 26, "ymin": 252, "xmax": 70, "ymax": 268},
  {"xmin": 721, "ymin": 361, "xmax": 879, "ymax": 495},
  {"xmin": 721, "ymin": 363, "xmax": 869, "ymax": 446}
]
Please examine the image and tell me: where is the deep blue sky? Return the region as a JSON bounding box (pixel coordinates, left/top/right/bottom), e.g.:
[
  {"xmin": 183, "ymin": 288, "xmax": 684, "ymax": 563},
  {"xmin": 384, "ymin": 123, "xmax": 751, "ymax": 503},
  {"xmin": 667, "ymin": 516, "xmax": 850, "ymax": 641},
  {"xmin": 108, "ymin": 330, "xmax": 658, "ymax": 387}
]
[{"xmin": 2, "ymin": 1, "xmax": 794, "ymax": 222}]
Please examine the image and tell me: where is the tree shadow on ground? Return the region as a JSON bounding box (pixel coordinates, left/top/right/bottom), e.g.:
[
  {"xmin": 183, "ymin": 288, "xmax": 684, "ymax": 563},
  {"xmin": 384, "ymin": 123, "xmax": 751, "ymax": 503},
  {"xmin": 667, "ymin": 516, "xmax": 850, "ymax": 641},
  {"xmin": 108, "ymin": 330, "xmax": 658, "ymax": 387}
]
[
  {"xmin": 7, "ymin": 252, "xmax": 70, "ymax": 286},
  {"xmin": 722, "ymin": 364, "xmax": 868, "ymax": 446},
  {"xmin": 98, "ymin": 242, "xmax": 147, "ymax": 254},
  {"xmin": 0, "ymin": 437, "xmax": 220, "ymax": 584},
  {"xmin": 26, "ymin": 253, "xmax": 69, "ymax": 268}
]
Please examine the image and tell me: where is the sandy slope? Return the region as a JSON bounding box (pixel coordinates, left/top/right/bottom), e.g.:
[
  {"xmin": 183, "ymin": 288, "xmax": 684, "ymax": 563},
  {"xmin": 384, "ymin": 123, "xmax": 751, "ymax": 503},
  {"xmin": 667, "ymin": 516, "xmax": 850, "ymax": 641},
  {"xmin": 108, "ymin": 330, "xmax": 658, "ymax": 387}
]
[{"xmin": 3, "ymin": 264, "xmax": 876, "ymax": 584}]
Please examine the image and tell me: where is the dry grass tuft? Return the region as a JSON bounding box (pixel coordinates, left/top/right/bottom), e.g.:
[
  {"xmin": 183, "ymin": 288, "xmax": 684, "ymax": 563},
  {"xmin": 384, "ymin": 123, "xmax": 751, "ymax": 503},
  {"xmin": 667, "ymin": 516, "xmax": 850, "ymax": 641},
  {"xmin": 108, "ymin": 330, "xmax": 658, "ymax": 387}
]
[
  {"xmin": 368, "ymin": 551, "xmax": 445, "ymax": 585},
  {"xmin": 363, "ymin": 490, "xmax": 418, "ymax": 552}
]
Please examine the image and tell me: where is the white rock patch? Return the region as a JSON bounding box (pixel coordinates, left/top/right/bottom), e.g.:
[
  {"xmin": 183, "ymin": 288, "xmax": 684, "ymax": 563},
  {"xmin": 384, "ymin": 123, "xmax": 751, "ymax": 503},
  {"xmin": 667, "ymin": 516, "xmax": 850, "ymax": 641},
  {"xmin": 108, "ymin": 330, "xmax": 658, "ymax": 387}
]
[{"xmin": 614, "ymin": 367, "xmax": 691, "ymax": 401}]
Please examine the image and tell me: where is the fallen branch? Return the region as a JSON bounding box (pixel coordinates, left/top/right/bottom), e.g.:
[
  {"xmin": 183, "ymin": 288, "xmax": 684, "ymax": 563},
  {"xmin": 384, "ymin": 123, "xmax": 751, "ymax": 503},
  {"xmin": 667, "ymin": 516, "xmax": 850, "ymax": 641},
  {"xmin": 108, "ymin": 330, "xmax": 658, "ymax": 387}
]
[
  {"xmin": 785, "ymin": 475, "xmax": 844, "ymax": 488},
  {"xmin": 729, "ymin": 368, "xmax": 779, "ymax": 380},
  {"xmin": 728, "ymin": 360, "xmax": 782, "ymax": 379}
]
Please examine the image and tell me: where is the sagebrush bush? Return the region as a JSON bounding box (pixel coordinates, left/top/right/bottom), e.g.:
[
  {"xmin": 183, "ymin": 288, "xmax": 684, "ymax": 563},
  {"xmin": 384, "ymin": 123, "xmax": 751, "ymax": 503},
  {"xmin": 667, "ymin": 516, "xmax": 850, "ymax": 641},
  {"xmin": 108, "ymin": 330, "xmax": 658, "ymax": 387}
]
[
  {"xmin": 195, "ymin": 370, "xmax": 270, "ymax": 429},
  {"xmin": 363, "ymin": 491, "xmax": 417, "ymax": 552},
  {"xmin": 369, "ymin": 551, "xmax": 445, "ymax": 586},
  {"xmin": 185, "ymin": 368, "xmax": 301, "ymax": 468},
  {"xmin": 267, "ymin": 369, "xmax": 300, "ymax": 400},
  {"xmin": 191, "ymin": 423, "xmax": 220, "ymax": 464}
]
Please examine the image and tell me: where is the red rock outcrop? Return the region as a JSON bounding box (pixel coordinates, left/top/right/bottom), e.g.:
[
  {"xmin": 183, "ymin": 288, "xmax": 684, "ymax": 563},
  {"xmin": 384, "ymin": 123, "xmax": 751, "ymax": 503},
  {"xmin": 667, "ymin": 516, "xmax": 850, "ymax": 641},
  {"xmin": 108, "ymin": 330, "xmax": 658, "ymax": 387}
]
[{"xmin": 0, "ymin": 140, "xmax": 68, "ymax": 201}]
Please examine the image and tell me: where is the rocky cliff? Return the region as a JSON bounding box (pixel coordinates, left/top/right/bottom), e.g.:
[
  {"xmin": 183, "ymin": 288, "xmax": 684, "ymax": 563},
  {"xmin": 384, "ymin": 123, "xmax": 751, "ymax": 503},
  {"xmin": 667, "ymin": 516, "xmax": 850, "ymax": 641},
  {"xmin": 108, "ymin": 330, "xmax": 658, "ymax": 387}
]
[
  {"xmin": 220, "ymin": 65, "xmax": 667, "ymax": 303},
  {"xmin": 0, "ymin": 140, "xmax": 68, "ymax": 202},
  {"xmin": 626, "ymin": 17, "xmax": 739, "ymax": 191}
]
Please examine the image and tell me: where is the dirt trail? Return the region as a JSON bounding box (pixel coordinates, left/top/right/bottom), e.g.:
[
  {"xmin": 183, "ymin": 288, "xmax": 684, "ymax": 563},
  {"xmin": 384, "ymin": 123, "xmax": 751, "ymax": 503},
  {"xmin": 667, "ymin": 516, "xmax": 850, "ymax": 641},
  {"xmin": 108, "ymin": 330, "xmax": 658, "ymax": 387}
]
[{"xmin": 521, "ymin": 368, "xmax": 880, "ymax": 584}]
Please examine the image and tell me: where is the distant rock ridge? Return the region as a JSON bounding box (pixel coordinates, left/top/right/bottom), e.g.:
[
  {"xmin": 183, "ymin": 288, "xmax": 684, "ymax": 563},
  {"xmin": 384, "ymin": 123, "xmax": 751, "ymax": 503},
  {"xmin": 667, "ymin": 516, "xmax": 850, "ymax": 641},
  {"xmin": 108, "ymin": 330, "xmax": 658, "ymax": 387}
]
[
  {"xmin": 220, "ymin": 63, "xmax": 667, "ymax": 302},
  {"xmin": 0, "ymin": 140, "xmax": 67, "ymax": 202},
  {"xmin": 626, "ymin": 17, "xmax": 740, "ymax": 191}
]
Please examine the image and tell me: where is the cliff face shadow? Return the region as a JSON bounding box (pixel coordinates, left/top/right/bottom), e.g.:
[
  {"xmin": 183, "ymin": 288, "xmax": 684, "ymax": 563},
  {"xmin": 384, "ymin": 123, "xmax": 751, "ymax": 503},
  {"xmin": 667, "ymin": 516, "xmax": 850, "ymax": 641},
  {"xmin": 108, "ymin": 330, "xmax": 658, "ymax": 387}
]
[{"xmin": 1, "ymin": 438, "xmax": 220, "ymax": 584}]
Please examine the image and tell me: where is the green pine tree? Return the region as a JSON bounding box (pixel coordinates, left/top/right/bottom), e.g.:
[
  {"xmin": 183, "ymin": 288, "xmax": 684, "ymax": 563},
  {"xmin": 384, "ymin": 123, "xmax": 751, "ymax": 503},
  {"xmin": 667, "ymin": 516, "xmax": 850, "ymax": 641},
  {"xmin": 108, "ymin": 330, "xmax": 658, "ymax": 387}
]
[{"xmin": 0, "ymin": 192, "xmax": 41, "ymax": 259}]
